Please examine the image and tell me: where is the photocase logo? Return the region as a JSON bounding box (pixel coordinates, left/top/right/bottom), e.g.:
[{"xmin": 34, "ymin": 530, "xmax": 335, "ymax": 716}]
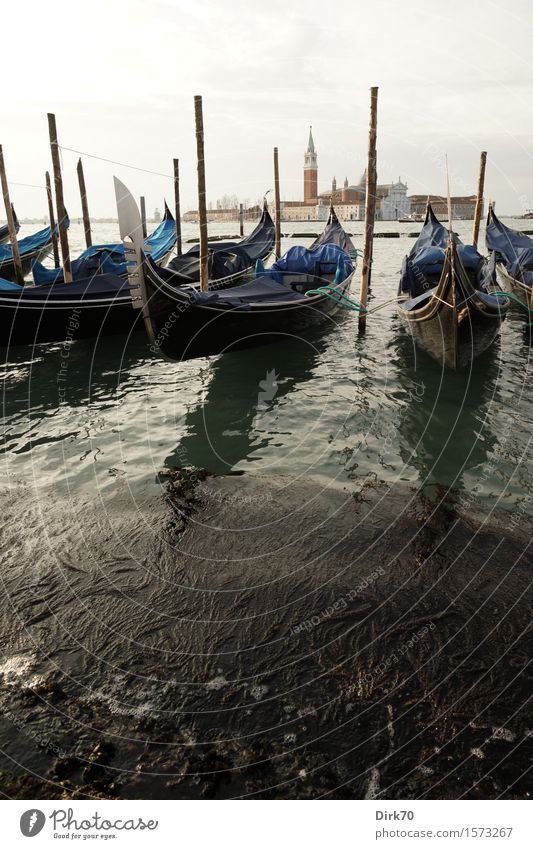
[{"xmin": 20, "ymin": 809, "xmax": 46, "ymax": 837}]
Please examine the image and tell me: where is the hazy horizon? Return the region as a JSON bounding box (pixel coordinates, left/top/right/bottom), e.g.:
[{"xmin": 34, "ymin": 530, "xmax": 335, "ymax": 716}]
[{"xmin": 3, "ymin": 0, "xmax": 533, "ymax": 219}]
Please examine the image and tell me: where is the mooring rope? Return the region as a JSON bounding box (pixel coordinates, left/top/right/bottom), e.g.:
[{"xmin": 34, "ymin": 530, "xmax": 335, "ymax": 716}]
[
  {"xmin": 305, "ymin": 285, "xmax": 367, "ymax": 312},
  {"xmin": 491, "ymin": 290, "xmax": 533, "ymax": 325},
  {"xmin": 58, "ymin": 146, "xmax": 172, "ymax": 178}
]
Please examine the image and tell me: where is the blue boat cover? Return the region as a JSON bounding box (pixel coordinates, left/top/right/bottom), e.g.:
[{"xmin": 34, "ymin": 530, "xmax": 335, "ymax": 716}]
[
  {"xmin": 0, "ymin": 219, "xmax": 67, "ymax": 262},
  {"xmin": 269, "ymin": 243, "xmax": 353, "ymax": 282},
  {"xmin": 32, "ymin": 209, "xmax": 176, "ymax": 285},
  {"xmin": 485, "ymin": 207, "xmax": 533, "ymax": 286},
  {"xmin": 180, "ymin": 244, "xmax": 353, "ymax": 309},
  {"xmin": 400, "ymin": 204, "xmax": 489, "ymax": 297}
]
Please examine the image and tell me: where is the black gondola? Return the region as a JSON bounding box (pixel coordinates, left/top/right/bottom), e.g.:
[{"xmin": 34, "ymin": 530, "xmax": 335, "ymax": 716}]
[
  {"xmin": 397, "ymin": 204, "xmax": 509, "ymax": 369},
  {"xmin": 162, "ymin": 200, "xmax": 275, "ymax": 289},
  {"xmin": 0, "ymin": 205, "xmax": 19, "ymax": 245},
  {"xmin": 116, "ymin": 179, "xmax": 357, "ymax": 363},
  {"xmin": 0, "ymin": 272, "xmax": 142, "ymax": 348},
  {"xmin": 485, "ymin": 204, "xmax": 533, "ymax": 303}
]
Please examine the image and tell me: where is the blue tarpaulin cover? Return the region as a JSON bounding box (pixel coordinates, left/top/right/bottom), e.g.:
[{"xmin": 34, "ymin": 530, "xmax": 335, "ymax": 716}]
[
  {"xmin": 31, "ymin": 211, "xmax": 176, "ymax": 284},
  {"xmin": 267, "ymin": 244, "xmax": 353, "ymax": 284},
  {"xmin": 0, "ymin": 219, "xmax": 66, "ymax": 263},
  {"xmin": 400, "ymin": 204, "xmax": 490, "ymax": 297},
  {"xmin": 180, "ymin": 244, "xmax": 353, "ymax": 309},
  {"xmin": 485, "ymin": 208, "xmax": 533, "ymax": 286}
]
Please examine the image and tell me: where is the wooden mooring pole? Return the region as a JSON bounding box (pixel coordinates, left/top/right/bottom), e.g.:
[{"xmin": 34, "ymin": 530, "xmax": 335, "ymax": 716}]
[
  {"xmin": 358, "ymin": 86, "xmax": 379, "ymax": 333},
  {"xmin": 471, "ymin": 150, "xmax": 487, "ymax": 249},
  {"xmin": 76, "ymin": 158, "xmax": 92, "ymax": 248},
  {"xmin": 0, "ymin": 145, "xmax": 24, "ymax": 284},
  {"xmin": 239, "ymin": 203, "xmax": 244, "ymax": 237},
  {"xmin": 139, "ymin": 196, "xmax": 147, "ymax": 239},
  {"xmin": 274, "ymin": 147, "xmax": 281, "ymax": 259},
  {"xmin": 173, "ymin": 158, "xmax": 182, "ymax": 255},
  {"xmin": 194, "ymin": 95, "xmax": 209, "ymax": 292},
  {"xmin": 45, "ymin": 171, "xmax": 60, "ymax": 268},
  {"xmin": 47, "ymin": 113, "xmax": 72, "ymax": 283}
]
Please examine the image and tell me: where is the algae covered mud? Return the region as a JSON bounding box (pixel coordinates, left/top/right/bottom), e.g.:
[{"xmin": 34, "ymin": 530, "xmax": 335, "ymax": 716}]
[{"xmin": 0, "ymin": 221, "xmax": 531, "ymax": 799}]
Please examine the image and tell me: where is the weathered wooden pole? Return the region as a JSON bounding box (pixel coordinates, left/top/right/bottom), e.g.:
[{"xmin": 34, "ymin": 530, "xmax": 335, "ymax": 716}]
[
  {"xmin": 47, "ymin": 113, "xmax": 72, "ymax": 283},
  {"xmin": 358, "ymin": 86, "xmax": 379, "ymax": 333},
  {"xmin": 139, "ymin": 196, "xmax": 147, "ymax": 239},
  {"xmin": 76, "ymin": 158, "xmax": 92, "ymax": 248},
  {"xmin": 274, "ymin": 147, "xmax": 281, "ymax": 259},
  {"xmin": 0, "ymin": 145, "xmax": 24, "ymax": 284},
  {"xmin": 239, "ymin": 203, "xmax": 244, "ymax": 237},
  {"xmin": 471, "ymin": 150, "xmax": 487, "ymax": 249},
  {"xmin": 173, "ymin": 158, "xmax": 182, "ymax": 255},
  {"xmin": 45, "ymin": 171, "xmax": 60, "ymax": 268},
  {"xmin": 194, "ymin": 95, "xmax": 209, "ymax": 292}
]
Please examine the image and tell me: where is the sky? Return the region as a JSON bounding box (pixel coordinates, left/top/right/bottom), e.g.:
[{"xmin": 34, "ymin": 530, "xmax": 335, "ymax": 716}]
[{"xmin": 2, "ymin": 0, "xmax": 533, "ymax": 218}]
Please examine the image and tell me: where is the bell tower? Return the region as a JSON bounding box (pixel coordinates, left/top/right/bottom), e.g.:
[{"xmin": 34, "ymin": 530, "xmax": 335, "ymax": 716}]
[{"xmin": 304, "ymin": 126, "xmax": 318, "ymax": 203}]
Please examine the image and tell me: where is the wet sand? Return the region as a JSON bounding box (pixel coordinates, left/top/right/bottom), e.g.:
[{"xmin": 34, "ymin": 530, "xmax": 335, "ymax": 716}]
[{"xmin": 0, "ymin": 469, "xmax": 530, "ymax": 799}]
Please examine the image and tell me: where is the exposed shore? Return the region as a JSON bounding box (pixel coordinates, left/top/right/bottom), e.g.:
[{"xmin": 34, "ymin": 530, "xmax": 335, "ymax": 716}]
[{"xmin": 0, "ymin": 469, "xmax": 530, "ymax": 799}]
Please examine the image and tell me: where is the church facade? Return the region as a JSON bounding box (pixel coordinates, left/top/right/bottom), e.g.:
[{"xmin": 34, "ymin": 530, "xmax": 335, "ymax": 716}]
[{"xmin": 277, "ymin": 128, "xmax": 411, "ymax": 222}]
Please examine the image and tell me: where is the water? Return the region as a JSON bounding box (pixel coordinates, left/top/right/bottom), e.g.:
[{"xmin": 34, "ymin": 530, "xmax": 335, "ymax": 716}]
[
  {"xmin": 0, "ymin": 217, "xmax": 531, "ymax": 799},
  {"xmin": 1, "ymin": 218, "xmax": 531, "ymax": 511}
]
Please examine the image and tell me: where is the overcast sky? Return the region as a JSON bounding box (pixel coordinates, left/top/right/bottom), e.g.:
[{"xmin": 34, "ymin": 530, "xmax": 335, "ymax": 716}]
[{"xmin": 3, "ymin": 0, "xmax": 533, "ymax": 217}]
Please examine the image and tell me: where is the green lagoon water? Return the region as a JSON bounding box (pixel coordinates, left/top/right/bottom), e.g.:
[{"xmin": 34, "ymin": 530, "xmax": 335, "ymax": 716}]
[{"xmin": 1, "ymin": 218, "xmax": 531, "ymax": 515}]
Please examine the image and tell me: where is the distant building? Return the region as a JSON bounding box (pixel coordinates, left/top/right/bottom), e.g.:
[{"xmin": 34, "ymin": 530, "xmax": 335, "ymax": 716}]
[
  {"xmin": 277, "ymin": 129, "xmax": 410, "ymax": 221},
  {"xmin": 182, "ymin": 205, "xmax": 262, "ymax": 223},
  {"xmin": 409, "ymin": 195, "xmax": 478, "ymax": 219},
  {"xmin": 153, "ymin": 208, "xmax": 161, "ymax": 223},
  {"xmin": 303, "ymin": 126, "xmax": 318, "ymax": 204}
]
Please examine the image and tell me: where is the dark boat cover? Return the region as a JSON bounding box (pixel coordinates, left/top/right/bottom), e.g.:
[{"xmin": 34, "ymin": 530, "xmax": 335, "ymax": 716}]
[
  {"xmin": 166, "ymin": 202, "xmax": 275, "ymax": 281},
  {"xmin": 400, "ymin": 204, "xmax": 492, "ymax": 298},
  {"xmin": 485, "ymin": 207, "xmax": 533, "ymax": 284},
  {"xmin": 32, "ymin": 205, "xmax": 176, "ymax": 285},
  {"xmin": 310, "ymin": 206, "xmax": 357, "ymax": 255},
  {"xmin": 173, "ymin": 244, "xmax": 353, "ymax": 310},
  {"xmin": 0, "ymin": 206, "xmax": 19, "ymax": 243}
]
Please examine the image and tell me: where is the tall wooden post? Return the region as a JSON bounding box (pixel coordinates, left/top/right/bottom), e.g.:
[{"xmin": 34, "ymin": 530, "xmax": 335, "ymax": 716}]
[
  {"xmin": 173, "ymin": 158, "xmax": 182, "ymax": 256},
  {"xmin": 239, "ymin": 203, "xmax": 244, "ymax": 237},
  {"xmin": 358, "ymin": 86, "xmax": 379, "ymax": 333},
  {"xmin": 47, "ymin": 113, "xmax": 72, "ymax": 283},
  {"xmin": 45, "ymin": 171, "xmax": 60, "ymax": 268},
  {"xmin": 0, "ymin": 146, "xmax": 24, "ymax": 284},
  {"xmin": 194, "ymin": 95, "xmax": 208, "ymax": 292},
  {"xmin": 139, "ymin": 196, "xmax": 147, "ymax": 239},
  {"xmin": 471, "ymin": 150, "xmax": 487, "ymax": 249},
  {"xmin": 76, "ymin": 158, "xmax": 92, "ymax": 248},
  {"xmin": 274, "ymin": 147, "xmax": 281, "ymax": 259}
]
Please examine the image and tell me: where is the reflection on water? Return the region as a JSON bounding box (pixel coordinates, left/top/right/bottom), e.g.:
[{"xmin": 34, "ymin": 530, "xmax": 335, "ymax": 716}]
[{"xmin": 0, "ymin": 221, "xmax": 531, "ymax": 512}]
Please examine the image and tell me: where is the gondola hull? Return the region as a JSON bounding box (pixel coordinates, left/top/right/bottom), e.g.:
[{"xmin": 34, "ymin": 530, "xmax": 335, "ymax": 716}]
[
  {"xmin": 0, "ymin": 280, "xmax": 138, "ymax": 348},
  {"xmin": 142, "ymin": 267, "xmax": 355, "ymax": 362},
  {"xmin": 495, "ymin": 261, "xmax": 532, "ymax": 303},
  {"xmin": 398, "ymin": 245, "xmax": 507, "ymax": 370},
  {"xmin": 398, "ymin": 287, "xmax": 504, "ymax": 369}
]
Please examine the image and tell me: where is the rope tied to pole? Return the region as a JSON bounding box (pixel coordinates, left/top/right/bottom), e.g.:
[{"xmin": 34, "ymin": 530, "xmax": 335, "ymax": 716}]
[{"xmin": 305, "ymin": 285, "xmax": 367, "ymax": 312}]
